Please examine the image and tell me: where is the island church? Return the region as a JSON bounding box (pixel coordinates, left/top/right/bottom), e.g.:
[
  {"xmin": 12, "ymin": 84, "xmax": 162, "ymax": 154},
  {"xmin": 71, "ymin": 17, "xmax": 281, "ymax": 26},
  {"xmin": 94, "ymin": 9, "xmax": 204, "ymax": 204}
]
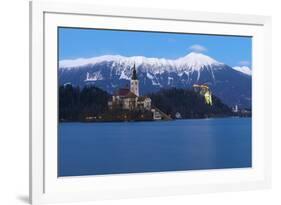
[{"xmin": 108, "ymin": 64, "xmax": 152, "ymax": 111}]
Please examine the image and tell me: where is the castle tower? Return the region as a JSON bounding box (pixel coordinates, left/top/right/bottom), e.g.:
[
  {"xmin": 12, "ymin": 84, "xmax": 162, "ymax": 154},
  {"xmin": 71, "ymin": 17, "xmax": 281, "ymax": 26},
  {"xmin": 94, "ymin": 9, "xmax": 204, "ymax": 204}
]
[{"xmin": 130, "ymin": 64, "xmax": 139, "ymax": 96}]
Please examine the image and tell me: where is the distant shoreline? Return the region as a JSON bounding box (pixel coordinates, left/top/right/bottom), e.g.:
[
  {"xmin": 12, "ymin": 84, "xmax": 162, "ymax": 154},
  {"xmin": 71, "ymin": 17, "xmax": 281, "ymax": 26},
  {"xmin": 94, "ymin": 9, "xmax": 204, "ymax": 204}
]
[{"xmin": 59, "ymin": 115, "xmax": 252, "ymax": 123}]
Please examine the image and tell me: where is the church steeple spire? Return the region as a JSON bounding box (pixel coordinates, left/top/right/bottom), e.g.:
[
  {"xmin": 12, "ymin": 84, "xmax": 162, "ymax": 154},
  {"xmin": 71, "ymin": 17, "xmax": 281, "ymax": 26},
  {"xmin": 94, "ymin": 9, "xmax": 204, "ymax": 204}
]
[
  {"xmin": 131, "ymin": 64, "xmax": 138, "ymax": 80},
  {"xmin": 130, "ymin": 63, "xmax": 139, "ymax": 96}
]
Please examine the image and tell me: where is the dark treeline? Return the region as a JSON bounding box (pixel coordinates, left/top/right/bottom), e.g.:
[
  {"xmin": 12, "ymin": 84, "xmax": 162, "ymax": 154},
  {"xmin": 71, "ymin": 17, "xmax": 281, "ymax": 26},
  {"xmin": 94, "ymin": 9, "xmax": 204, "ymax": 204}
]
[
  {"xmin": 59, "ymin": 84, "xmax": 110, "ymax": 121},
  {"xmin": 59, "ymin": 85, "xmax": 233, "ymax": 122},
  {"xmin": 148, "ymin": 88, "xmax": 232, "ymax": 119}
]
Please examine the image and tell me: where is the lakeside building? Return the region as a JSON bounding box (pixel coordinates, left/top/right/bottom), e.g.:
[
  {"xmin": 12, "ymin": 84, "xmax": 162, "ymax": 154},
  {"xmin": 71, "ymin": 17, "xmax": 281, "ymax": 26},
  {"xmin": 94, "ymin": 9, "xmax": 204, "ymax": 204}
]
[
  {"xmin": 108, "ymin": 88, "xmax": 152, "ymax": 111},
  {"xmin": 108, "ymin": 64, "xmax": 152, "ymax": 111},
  {"xmin": 232, "ymin": 105, "xmax": 239, "ymax": 113},
  {"xmin": 108, "ymin": 64, "xmax": 170, "ymax": 121}
]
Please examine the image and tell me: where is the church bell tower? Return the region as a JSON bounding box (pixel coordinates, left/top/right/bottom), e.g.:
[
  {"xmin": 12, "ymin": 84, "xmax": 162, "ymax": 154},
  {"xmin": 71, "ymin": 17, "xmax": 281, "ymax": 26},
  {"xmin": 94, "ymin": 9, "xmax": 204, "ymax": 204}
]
[{"xmin": 130, "ymin": 64, "xmax": 139, "ymax": 96}]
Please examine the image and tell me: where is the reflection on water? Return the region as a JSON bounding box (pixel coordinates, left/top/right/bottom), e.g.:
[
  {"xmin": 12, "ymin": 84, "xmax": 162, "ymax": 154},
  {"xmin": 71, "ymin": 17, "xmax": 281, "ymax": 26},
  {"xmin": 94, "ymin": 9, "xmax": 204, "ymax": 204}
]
[{"xmin": 58, "ymin": 118, "xmax": 252, "ymax": 176}]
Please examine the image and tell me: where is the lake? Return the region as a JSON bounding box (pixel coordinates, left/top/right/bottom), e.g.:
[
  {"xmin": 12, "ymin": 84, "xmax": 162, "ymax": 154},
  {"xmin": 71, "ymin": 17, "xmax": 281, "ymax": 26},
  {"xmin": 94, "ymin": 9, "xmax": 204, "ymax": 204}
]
[{"xmin": 58, "ymin": 117, "xmax": 252, "ymax": 177}]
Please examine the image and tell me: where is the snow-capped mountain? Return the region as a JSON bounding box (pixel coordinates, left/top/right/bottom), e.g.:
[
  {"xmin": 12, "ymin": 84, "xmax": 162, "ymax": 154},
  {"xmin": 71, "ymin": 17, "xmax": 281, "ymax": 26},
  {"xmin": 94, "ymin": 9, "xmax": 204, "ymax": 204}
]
[
  {"xmin": 232, "ymin": 66, "xmax": 252, "ymax": 76},
  {"xmin": 60, "ymin": 52, "xmax": 223, "ymax": 73},
  {"xmin": 59, "ymin": 52, "xmax": 252, "ymax": 108}
]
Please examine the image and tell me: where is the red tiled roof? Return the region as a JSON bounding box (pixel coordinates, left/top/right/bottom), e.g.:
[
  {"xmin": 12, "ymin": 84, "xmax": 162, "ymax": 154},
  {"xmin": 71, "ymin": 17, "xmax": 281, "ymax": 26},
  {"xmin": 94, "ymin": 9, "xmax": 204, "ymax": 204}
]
[
  {"xmin": 115, "ymin": 88, "xmax": 130, "ymax": 96},
  {"xmin": 126, "ymin": 92, "xmax": 137, "ymax": 98}
]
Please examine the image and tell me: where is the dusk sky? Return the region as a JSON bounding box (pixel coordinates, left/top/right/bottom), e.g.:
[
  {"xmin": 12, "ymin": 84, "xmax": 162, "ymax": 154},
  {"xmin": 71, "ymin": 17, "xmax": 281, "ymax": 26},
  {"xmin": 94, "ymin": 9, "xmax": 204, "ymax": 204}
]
[{"xmin": 59, "ymin": 27, "xmax": 252, "ymax": 68}]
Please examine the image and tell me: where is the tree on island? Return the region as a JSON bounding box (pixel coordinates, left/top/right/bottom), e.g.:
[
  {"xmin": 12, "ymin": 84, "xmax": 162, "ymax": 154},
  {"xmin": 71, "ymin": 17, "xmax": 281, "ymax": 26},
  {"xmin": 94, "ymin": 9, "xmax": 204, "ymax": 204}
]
[{"xmin": 59, "ymin": 84, "xmax": 110, "ymax": 121}]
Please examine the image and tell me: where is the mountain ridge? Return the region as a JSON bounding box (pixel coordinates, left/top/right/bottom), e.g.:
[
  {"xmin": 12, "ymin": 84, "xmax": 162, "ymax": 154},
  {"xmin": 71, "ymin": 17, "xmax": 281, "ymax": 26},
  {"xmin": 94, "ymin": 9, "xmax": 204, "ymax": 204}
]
[
  {"xmin": 232, "ymin": 66, "xmax": 252, "ymax": 76},
  {"xmin": 59, "ymin": 52, "xmax": 252, "ymax": 108},
  {"xmin": 59, "ymin": 52, "xmax": 224, "ymax": 71}
]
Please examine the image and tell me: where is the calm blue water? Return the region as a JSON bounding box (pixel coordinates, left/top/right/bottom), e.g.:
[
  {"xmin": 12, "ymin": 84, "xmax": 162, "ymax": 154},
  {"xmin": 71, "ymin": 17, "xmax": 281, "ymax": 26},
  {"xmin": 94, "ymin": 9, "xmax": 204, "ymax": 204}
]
[{"xmin": 58, "ymin": 118, "xmax": 252, "ymax": 177}]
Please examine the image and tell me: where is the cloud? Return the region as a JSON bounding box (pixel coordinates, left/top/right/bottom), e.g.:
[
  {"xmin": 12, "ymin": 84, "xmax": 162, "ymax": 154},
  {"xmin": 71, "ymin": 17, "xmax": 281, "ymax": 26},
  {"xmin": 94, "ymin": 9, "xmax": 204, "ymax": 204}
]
[
  {"xmin": 238, "ymin": 60, "xmax": 251, "ymax": 66},
  {"xmin": 188, "ymin": 44, "xmax": 207, "ymax": 53}
]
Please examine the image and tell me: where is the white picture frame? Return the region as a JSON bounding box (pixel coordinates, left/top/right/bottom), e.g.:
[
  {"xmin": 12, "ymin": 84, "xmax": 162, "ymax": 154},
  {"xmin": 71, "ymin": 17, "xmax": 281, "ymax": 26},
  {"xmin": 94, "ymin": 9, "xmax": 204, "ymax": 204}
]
[{"xmin": 30, "ymin": 1, "xmax": 272, "ymax": 204}]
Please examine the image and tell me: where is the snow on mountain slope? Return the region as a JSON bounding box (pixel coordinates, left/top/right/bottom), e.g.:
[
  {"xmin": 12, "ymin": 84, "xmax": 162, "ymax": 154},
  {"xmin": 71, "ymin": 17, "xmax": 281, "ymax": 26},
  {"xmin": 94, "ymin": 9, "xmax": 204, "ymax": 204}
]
[
  {"xmin": 232, "ymin": 66, "xmax": 252, "ymax": 76},
  {"xmin": 85, "ymin": 71, "xmax": 103, "ymax": 81},
  {"xmin": 59, "ymin": 52, "xmax": 223, "ymax": 73},
  {"xmin": 175, "ymin": 52, "xmax": 222, "ymax": 70}
]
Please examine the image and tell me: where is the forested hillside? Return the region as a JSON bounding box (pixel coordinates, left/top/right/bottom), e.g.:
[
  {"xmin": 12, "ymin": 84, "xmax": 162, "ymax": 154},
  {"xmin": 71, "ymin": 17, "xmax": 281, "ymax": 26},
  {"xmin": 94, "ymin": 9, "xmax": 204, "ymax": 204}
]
[{"xmin": 149, "ymin": 88, "xmax": 232, "ymax": 119}]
